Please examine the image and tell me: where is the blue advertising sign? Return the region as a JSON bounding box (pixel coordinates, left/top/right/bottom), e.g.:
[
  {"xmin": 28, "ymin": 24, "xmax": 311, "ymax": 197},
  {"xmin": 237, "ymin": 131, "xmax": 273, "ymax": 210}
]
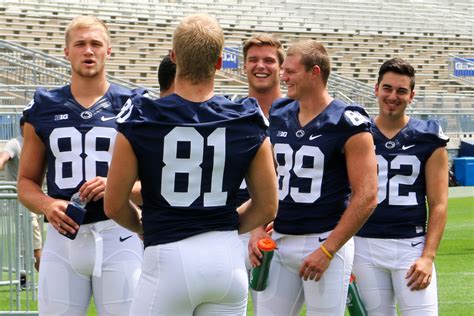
[
  {"xmin": 453, "ymin": 57, "xmax": 474, "ymax": 77},
  {"xmin": 222, "ymin": 47, "xmax": 239, "ymax": 69}
]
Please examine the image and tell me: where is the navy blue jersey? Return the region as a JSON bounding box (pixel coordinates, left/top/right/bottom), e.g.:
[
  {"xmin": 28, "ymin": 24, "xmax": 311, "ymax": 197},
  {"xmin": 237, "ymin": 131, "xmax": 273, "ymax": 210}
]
[
  {"xmin": 269, "ymin": 98, "xmax": 371, "ymax": 235},
  {"xmin": 357, "ymin": 118, "xmax": 449, "ymax": 238},
  {"xmin": 117, "ymin": 93, "xmax": 267, "ymax": 247},
  {"xmin": 234, "ymin": 96, "xmax": 269, "ymax": 206},
  {"xmin": 23, "ymin": 84, "xmax": 145, "ymax": 224}
]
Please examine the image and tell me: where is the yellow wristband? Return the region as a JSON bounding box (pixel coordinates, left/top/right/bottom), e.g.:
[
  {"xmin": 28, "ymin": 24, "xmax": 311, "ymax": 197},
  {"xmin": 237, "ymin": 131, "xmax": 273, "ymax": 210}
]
[{"xmin": 320, "ymin": 244, "xmax": 334, "ymax": 260}]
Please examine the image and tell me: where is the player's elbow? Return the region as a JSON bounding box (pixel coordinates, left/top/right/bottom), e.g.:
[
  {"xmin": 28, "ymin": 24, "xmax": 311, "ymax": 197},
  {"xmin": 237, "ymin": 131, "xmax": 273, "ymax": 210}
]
[
  {"xmin": 103, "ymin": 194, "xmax": 120, "ymax": 220},
  {"xmin": 260, "ymin": 196, "xmax": 278, "ymax": 224},
  {"xmin": 353, "ymin": 184, "xmax": 378, "ymax": 219}
]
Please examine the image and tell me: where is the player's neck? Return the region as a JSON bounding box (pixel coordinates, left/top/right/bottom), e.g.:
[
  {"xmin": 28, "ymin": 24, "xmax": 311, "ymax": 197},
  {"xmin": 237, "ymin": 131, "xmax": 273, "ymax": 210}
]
[
  {"xmin": 375, "ymin": 114, "xmax": 410, "ymax": 139},
  {"xmin": 298, "ymin": 90, "xmax": 333, "ymax": 127},
  {"xmin": 174, "ymin": 76, "xmax": 215, "ymax": 102},
  {"xmin": 249, "ymin": 87, "xmax": 282, "ymax": 117},
  {"xmin": 70, "ymin": 74, "xmax": 110, "ymax": 109}
]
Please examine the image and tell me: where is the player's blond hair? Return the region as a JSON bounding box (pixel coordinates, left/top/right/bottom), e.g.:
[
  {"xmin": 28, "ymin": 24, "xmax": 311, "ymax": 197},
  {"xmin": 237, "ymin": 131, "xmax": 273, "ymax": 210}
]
[
  {"xmin": 287, "ymin": 40, "xmax": 331, "ymax": 86},
  {"xmin": 243, "ymin": 34, "xmax": 285, "ymax": 65},
  {"xmin": 65, "ymin": 15, "xmax": 110, "ymax": 46},
  {"xmin": 172, "ymin": 14, "xmax": 224, "ymax": 84}
]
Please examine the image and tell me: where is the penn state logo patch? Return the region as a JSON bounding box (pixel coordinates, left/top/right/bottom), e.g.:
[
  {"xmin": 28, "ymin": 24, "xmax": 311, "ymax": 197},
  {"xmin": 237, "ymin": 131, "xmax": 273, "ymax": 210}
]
[
  {"xmin": 385, "ymin": 141, "xmax": 396, "ymax": 149},
  {"xmin": 80, "ymin": 111, "xmax": 93, "ymax": 119}
]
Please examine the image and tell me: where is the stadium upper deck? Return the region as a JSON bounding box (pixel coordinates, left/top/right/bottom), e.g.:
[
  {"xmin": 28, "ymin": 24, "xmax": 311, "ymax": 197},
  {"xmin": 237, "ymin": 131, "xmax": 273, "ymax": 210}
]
[{"xmin": 0, "ymin": 0, "xmax": 472, "ymax": 94}]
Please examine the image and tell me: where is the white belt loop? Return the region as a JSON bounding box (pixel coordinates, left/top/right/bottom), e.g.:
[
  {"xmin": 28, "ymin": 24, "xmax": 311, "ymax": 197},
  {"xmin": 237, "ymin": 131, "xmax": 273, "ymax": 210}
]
[
  {"xmin": 90, "ymin": 220, "xmax": 115, "ymax": 277},
  {"xmin": 91, "ymin": 229, "xmax": 103, "ymax": 277}
]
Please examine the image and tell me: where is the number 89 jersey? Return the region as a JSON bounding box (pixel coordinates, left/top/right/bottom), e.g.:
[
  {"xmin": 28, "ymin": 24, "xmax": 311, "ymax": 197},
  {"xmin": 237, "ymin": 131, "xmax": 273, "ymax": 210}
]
[
  {"xmin": 23, "ymin": 84, "xmax": 144, "ymax": 224},
  {"xmin": 357, "ymin": 118, "xmax": 449, "ymax": 238},
  {"xmin": 117, "ymin": 94, "xmax": 267, "ymax": 247},
  {"xmin": 269, "ymin": 98, "xmax": 371, "ymax": 235}
]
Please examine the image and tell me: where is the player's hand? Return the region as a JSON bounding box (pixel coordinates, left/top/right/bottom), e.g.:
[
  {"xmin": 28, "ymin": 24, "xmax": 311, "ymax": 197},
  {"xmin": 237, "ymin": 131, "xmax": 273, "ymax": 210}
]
[
  {"xmin": 406, "ymin": 256, "xmax": 433, "ymax": 291},
  {"xmin": 79, "ymin": 176, "xmax": 107, "ymax": 202},
  {"xmin": 43, "ymin": 199, "xmax": 79, "ymax": 235},
  {"xmin": 299, "ymin": 248, "xmax": 331, "ymax": 282},
  {"xmin": 265, "ymin": 221, "xmax": 274, "ymax": 234},
  {"xmin": 249, "ymin": 227, "xmax": 271, "ymax": 268}
]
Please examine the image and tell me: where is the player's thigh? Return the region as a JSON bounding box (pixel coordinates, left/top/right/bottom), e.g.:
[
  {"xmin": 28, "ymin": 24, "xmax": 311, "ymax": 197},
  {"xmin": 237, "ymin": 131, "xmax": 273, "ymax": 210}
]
[
  {"xmin": 30, "ymin": 212, "xmax": 42, "ymax": 250},
  {"xmin": 392, "ymin": 268, "xmax": 438, "ymax": 316},
  {"xmin": 303, "ymin": 238, "xmax": 353, "ymax": 316},
  {"xmin": 253, "ymin": 234, "xmax": 305, "ymax": 316},
  {"xmin": 38, "ymin": 225, "xmax": 92, "ymax": 316},
  {"xmin": 353, "ymin": 237, "xmax": 397, "ymax": 316},
  {"xmin": 391, "ymin": 237, "xmax": 438, "ymax": 316},
  {"xmin": 93, "ymin": 226, "xmax": 143, "ymax": 316}
]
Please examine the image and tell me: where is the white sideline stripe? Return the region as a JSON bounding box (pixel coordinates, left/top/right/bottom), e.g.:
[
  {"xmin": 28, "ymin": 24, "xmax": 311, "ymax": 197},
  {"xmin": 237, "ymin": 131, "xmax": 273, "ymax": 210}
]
[{"xmin": 438, "ymin": 272, "xmax": 474, "ymax": 275}]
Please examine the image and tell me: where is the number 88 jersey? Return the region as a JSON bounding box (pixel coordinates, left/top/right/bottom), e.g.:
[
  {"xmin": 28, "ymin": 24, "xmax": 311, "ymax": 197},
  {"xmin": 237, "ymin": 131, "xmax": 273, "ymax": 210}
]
[
  {"xmin": 23, "ymin": 84, "xmax": 144, "ymax": 224},
  {"xmin": 357, "ymin": 118, "xmax": 449, "ymax": 239},
  {"xmin": 269, "ymin": 98, "xmax": 371, "ymax": 235}
]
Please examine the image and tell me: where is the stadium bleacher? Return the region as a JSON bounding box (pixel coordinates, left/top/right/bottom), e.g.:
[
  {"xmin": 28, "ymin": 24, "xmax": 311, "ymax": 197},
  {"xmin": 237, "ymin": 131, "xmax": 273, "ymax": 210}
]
[{"xmin": 0, "ymin": 0, "xmax": 473, "ymax": 154}]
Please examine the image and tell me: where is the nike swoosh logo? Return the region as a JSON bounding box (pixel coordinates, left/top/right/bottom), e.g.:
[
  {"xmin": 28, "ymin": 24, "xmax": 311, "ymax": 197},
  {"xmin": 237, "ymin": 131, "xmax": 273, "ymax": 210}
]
[
  {"xmin": 318, "ymin": 237, "xmax": 327, "ymax": 242},
  {"xmin": 309, "ymin": 134, "xmax": 322, "ymax": 140},
  {"xmin": 402, "ymin": 144, "xmax": 415, "ymax": 150},
  {"xmin": 101, "ymin": 116, "xmax": 117, "ymax": 122},
  {"xmin": 411, "ymin": 241, "xmax": 423, "ymax": 247},
  {"xmin": 119, "ymin": 235, "xmax": 133, "ymax": 242}
]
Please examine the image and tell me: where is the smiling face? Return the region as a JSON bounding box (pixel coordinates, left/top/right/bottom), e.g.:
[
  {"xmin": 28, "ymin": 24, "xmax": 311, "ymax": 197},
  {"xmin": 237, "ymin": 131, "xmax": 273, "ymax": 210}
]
[
  {"xmin": 244, "ymin": 45, "xmax": 281, "ymax": 94},
  {"xmin": 375, "ymin": 71, "xmax": 415, "ymax": 120},
  {"xmin": 64, "ymin": 26, "xmax": 111, "ymax": 79},
  {"xmin": 281, "ymin": 54, "xmax": 313, "ymax": 100}
]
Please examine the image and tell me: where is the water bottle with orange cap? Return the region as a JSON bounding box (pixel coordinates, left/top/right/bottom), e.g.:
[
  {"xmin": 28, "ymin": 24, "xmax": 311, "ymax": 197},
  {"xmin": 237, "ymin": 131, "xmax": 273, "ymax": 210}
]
[{"xmin": 249, "ymin": 237, "xmax": 277, "ymax": 291}]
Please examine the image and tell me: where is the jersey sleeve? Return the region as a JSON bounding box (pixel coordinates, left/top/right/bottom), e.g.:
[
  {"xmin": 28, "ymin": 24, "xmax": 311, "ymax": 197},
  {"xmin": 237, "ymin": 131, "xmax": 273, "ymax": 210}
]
[
  {"xmin": 22, "ymin": 88, "xmax": 47, "ymax": 127},
  {"xmin": 116, "ymin": 95, "xmax": 146, "ymax": 139},
  {"xmin": 413, "ymin": 119, "xmax": 449, "ymax": 158},
  {"xmin": 336, "ymin": 104, "xmax": 371, "ymax": 148},
  {"xmin": 3, "ymin": 139, "xmax": 18, "ymax": 158}
]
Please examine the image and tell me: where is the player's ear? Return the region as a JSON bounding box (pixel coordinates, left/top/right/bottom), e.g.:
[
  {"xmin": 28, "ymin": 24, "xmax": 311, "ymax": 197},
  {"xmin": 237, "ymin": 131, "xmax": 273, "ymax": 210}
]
[
  {"xmin": 106, "ymin": 46, "xmax": 112, "ymax": 59},
  {"xmin": 409, "ymin": 90, "xmax": 416, "ymax": 103},
  {"xmin": 64, "ymin": 47, "xmax": 69, "ymax": 61},
  {"xmin": 374, "ymin": 83, "xmax": 379, "ymax": 97},
  {"xmin": 216, "ymin": 56, "xmax": 222, "ymax": 70},
  {"xmin": 311, "ymin": 65, "xmax": 321, "ymax": 79},
  {"xmin": 170, "ymin": 50, "xmax": 177, "ymax": 64}
]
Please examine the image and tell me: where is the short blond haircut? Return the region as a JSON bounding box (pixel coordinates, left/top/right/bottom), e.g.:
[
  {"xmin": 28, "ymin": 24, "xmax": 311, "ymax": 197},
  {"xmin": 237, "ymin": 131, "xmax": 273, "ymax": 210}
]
[
  {"xmin": 65, "ymin": 15, "xmax": 110, "ymax": 46},
  {"xmin": 172, "ymin": 14, "xmax": 224, "ymax": 84},
  {"xmin": 243, "ymin": 34, "xmax": 285, "ymax": 65},
  {"xmin": 287, "ymin": 40, "xmax": 331, "ymax": 85}
]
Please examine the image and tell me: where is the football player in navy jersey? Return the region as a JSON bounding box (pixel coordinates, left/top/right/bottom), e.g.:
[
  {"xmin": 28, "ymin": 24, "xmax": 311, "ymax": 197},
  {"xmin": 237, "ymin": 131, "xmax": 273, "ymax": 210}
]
[
  {"xmin": 242, "ymin": 34, "xmax": 285, "ymax": 116},
  {"xmin": 353, "ymin": 58, "xmax": 449, "ymax": 315},
  {"xmin": 104, "ymin": 14, "xmax": 277, "ymax": 315},
  {"xmin": 237, "ymin": 34, "xmax": 284, "ymax": 277},
  {"xmin": 17, "ymin": 16, "xmax": 144, "ymax": 316},
  {"xmin": 158, "ymin": 53, "xmax": 176, "ymax": 97},
  {"xmin": 249, "ymin": 40, "xmax": 378, "ymax": 316}
]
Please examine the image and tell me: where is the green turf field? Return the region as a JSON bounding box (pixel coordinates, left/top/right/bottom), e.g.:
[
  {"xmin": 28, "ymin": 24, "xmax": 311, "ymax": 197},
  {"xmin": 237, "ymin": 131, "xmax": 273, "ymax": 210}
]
[{"xmin": 1, "ymin": 196, "xmax": 472, "ymax": 315}]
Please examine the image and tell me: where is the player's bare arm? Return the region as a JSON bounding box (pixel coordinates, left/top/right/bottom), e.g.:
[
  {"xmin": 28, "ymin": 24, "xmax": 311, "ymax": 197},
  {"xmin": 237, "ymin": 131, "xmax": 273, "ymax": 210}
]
[
  {"xmin": 0, "ymin": 151, "xmax": 11, "ymax": 170},
  {"xmin": 18, "ymin": 123, "xmax": 79, "ymax": 235},
  {"xmin": 104, "ymin": 132, "xmax": 143, "ymax": 234},
  {"xmin": 299, "ymin": 132, "xmax": 377, "ymax": 281},
  {"xmin": 406, "ymin": 147, "xmax": 448, "ymax": 291},
  {"xmin": 237, "ymin": 137, "xmax": 277, "ymax": 235}
]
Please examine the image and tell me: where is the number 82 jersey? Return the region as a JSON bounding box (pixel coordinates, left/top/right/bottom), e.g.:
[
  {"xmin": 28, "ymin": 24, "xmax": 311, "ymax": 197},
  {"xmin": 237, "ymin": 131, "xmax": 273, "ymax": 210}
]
[
  {"xmin": 269, "ymin": 98, "xmax": 371, "ymax": 235},
  {"xmin": 357, "ymin": 118, "xmax": 449, "ymax": 238}
]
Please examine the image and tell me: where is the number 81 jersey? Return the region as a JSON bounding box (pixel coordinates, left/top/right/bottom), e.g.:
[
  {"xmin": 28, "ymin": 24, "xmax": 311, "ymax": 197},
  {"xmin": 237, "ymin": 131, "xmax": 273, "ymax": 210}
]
[
  {"xmin": 118, "ymin": 94, "xmax": 267, "ymax": 247},
  {"xmin": 269, "ymin": 98, "xmax": 371, "ymax": 235},
  {"xmin": 23, "ymin": 84, "xmax": 144, "ymax": 224},
  {"xmin": 357, "ymin": 118, "xmax": 449, "ymax": 238}
]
